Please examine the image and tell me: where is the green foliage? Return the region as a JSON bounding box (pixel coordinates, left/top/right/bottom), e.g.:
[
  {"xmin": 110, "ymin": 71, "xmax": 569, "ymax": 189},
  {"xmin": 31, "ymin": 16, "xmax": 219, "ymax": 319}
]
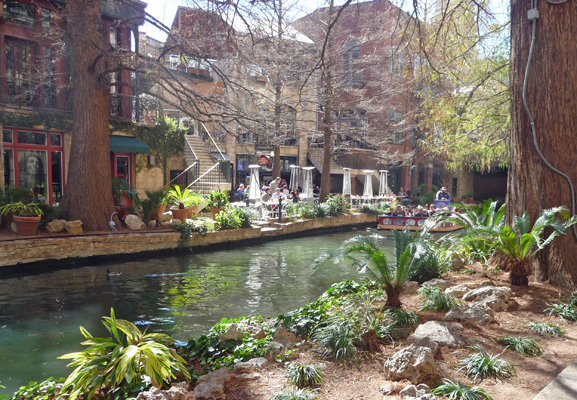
[
  {"xmin": 544, "ymin": 296, "xmax": 577, "ymax": 322},
  {"xmin": 174, "ymin": 219, "xmax": 215, "ymax": 246},
  {"xmin": 312, "ymin": 319, "xmax": 361, "ymax": 359},
  {"xmin": 324, "ymin": 195, "xmax": 350, "ymax": 216},
  {"xmin": 0, "ymin": 185, "xmax": 34, "ymax": 205},
  {"xmin": 527, "ymin": 322, "xmax": 564, "ymax": 337},
  {"xmin": 286, "ymin": 362, "xmax": 324, "ymax": 388},
  {"xmin": 0, "ymin": 201, "xmax": 44, "ymax": 217},
  {"xmin": 111, "ymin": 177, "xmax": 140, "ymax": 209},
  {"xmin": 167, "ymin": 185, "xmax": 194, "ymax": 209},
  {"xmin": 418, "ymin": 286, "xmax": 460, "ymax": 312},
  {"xmin": 269, "ymin": 388, "xmax": 318, "ymax": 400},
  {"xmin": 59, "ymin": 308, "xmax": 190, "ymax": 400},
  {"xmin": 286, "ymin": 199, "xmax": 350, "ymax": 220},
  {"xmin": 208, "ymin": 188, "xmax": 230, "ymax": 208},
  {"xmin": 9, "ymin": 377, "xmax": 66, "ymax": 400},
  {"xmin": 458, "ymin": 347, "xmax": 515, "ymax": 381},
  {"xmin": 359, "ymin": 205, "xmax": 383, "ymax": 215},
  {"xmin": 432, "ymin": 379, "xmax": 492, "ymax": 400},
  {"xmin": 496, "ymin": 336, "xmax": 542, "ymax": 357},
  {"xmin": 215, "ymin": 206, "xmax": 254, "ymax": 230},
  {"xmin": 407, "ymin": 236, "xmax": 447, "ymax": 283},
  {"xmin": 383, "ymin": 307, "xmax": 419, "ymax": 327}
]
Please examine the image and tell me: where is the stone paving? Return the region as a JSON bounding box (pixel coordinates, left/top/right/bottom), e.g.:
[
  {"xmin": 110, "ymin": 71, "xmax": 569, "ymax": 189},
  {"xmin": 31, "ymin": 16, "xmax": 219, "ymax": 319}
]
[{"xmin": 533, "ymin": 359, "xmax": 577, "ymax": 399}]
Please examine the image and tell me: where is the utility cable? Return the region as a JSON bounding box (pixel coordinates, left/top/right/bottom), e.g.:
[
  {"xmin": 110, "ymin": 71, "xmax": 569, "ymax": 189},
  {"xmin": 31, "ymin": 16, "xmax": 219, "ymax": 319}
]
[{"xmin": 522, "ymin": 0, "xmax": 577, "ymax": 241}]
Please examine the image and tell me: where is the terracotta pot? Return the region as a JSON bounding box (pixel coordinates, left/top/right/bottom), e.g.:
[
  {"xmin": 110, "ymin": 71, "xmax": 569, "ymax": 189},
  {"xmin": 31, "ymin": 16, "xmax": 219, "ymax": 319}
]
[
  {"xmin": 158, "ymin": 203, "xmax": 167, "ymax": 214},
  {"xmin": 188, "ymin": 205, "xmax": 202, "ymax": 218},
  {"xmin": 13, "ymin": 215, "xmax": 41, "ymax": 235},
  {"xmin": 211, "ymin": 207, "xmax": 225, "ymax": 220},
  {"xmin": 171, "ymin": 207, "xmax": 189, "ymax": 221}
]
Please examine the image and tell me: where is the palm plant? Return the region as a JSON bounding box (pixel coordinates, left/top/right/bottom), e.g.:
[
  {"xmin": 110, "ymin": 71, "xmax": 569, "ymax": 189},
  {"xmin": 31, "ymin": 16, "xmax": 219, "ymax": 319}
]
[
  {"xmin": 167, "ymin": 185, "xmax": 193, "ymax": 209},
  {"xmin": 450, "ymin": 206, "xmax": 576, "ymax": 285},
  {"xmin": 59, "ymin": 308, "xmax": 190, "ymax": 400}
]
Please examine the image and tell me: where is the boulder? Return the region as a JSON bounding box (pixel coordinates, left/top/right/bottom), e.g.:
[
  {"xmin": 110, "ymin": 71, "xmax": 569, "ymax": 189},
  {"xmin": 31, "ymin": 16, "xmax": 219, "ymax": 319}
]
[
  {"xmin": 125, "ymin": 214, "xmax": 146, "ymax": 230},
  {"xmin": 193, "ymin": 368, "xmax": 234, "ymax": 400},
  {"xmin": 462, "ymin": 286, "xmax": 512, "ymax": 311},
  {"xmin": 273, "ymin": 326, "xmax": 298, "ymax": 346},
  {"xmin": 421, "ymin": 278, "xmax": 452, "ymax": 290},
  {"xmin": 135, "ymin": 382, "xmax": 192, "ymax": 400},
  {"xmin": 158, "ymin": 212, "xmax": 172, "ymax": 222},
  {"xmin": 236, "ymin": 320, "xmax": 267, "ymax": 339},
  {"xmin": 399, "ymin": 384, "xmax": 436, "ymax": 400},
  {"xmin": 65, "ymin": 220, "xmax": 83, "ymax": 235},
  {"xmin": 235, "ymin": 357, "xmax": 268, "ymax": 371},
  {"xmin": 445, "ymin": 284, "xmax": 471, "ymax": 298},
  {"xmin": 404, "ymin": 281, "xmax": 420, "ymax": 294},
  {"xmin": 266, "ymin": 341, "xmax": 286, "ymax": 359},
  {"xmin": 450, "ymin": 254, "xmax": 465, "ymax": 271},
  {"xmin": 444, "ymin": 303, "xmax": 495, "ymax": 324},
  {"xmin": 148, "ymin": 220, "xmax": 157, "ymax": 228},
  {"xmin": 408, "ymin": 321, "xmax": 463, "ymax": 348},
  {"xmin": 384, "ymin": 343, "xmax": 438, "ymax": 384},
  {"xmin": 219, "ymin": 325, "xmax": 247, "ymax": 343},
  {"xmin": 46, "ymin": 219, "xmax": 66, "ymax": 233},
  {"xmin": 408, "ymin": 336, "xmax": 439, "ymax": 356}
]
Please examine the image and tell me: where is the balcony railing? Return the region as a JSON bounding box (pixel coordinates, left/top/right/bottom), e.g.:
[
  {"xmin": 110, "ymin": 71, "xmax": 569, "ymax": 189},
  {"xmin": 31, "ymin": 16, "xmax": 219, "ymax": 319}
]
[{"xmin": 0, "ymin": 76, "xmax": 69, "ymax": 111}]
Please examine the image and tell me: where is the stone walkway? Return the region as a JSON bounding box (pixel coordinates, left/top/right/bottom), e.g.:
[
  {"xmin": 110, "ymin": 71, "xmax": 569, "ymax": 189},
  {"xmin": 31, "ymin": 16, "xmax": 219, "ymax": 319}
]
[{"xmin": 533, "ymin": 359, "xmax": 577, "ymax": 399}]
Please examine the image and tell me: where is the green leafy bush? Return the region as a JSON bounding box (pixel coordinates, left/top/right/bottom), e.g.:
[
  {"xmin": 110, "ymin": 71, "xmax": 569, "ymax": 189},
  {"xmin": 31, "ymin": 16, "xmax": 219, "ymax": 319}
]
[
  {"xmin": 384, "ymin": 308, "xmax": 419, "ymax": 327},
  {"xmin": 59, "ymin": 308, "xmax": 190, "ymax": 400},
  {"xmin": 8, "ymin": 377, "xmax": 66, "ymax": 400},
  {"xmin": 286, "ymin": 362, "xmax": 324, "ymax": 388},
  {"xmin": 432, "ymin": 379, "xmax": 492, "ymax": 400},
  {"xmin": 458, "ymin": 347, "xmax": 515, "ymax": 381},
  {"xmin": 496, "ymin": 336, "xmax": 542, "ymax": 357},
  {"xmin": 324, "ymin": 195, "xmax": 350, "ymax": 216},
  {"xmin": 312, "ymin": 319, "xmax": 360, "ymax": 359},
  {"xmin": 418, "ymin": 286, "xmax": 460, "ymax": 312},
  {"xmin": 215, "ymin": 206, "xmax": 254, "ymax": 230},
  {"xmin": 527, "ymin": 322, "xmax": 563, "ymax": 336},
  {"xmin": 174, "ymin": 219, "xmax": 215, "ymax": 246}
]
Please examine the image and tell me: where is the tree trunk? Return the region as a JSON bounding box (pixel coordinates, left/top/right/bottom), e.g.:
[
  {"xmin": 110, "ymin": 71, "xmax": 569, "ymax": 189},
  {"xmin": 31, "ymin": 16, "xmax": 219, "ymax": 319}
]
[
  {"xmin": 509, "ymin": 1, "xmax": 577, "ymax": 286},
  {"xmin": 60, "ymin": 0, "xmax": 116, "ymax": 231}
]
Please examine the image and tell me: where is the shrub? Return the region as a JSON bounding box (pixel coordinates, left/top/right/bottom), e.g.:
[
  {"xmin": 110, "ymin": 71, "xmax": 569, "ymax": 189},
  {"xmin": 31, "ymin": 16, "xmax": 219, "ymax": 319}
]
[
  {"xmin": 432, "ymin": 379, "xmax": 492, "ymax": 400},
  {"xmin": 215, "ymin": 206, "xmax": 254, "ymax": 230},
  {"xmin": 8, "ymin": 377, "xmax": 67, "ymax": 400},
  {"xmin": 496, "ymin": 336, "xmax": 542, "ymax": 357},
  {"xmin": 527, "ymin": 322, "xmax": 564, "ymax": 337},
  {"xmin": 312, "ymin": 319, "xmax": 361, "ymax": 359},
  {"xmin": 458, "ymin": 347, "xmax": 515, "ymax": 381},
  {"xmin": 418, "ymin": 286, "xmax": 460, "ymax": 312},
  {"xmin": 384, "ymin": 308, "xmax": 419, "ymax": 327},
  {"xmin": 269, "ymin": 388, "xmax": 318, "ymax": 400},
  {"xmin": 174, "ymin": 219, "xmax": 215, "ymax": 246},
  {"xmin": 544, "ymin": 297, "xmax": 577, "ymax": 322},
  {"xmin": 324, "ymin": 195, "xmax": 350, "ymax": 216},
  {"xmin": 59, "ymin": 308, "xmax": 190, "ymax": 400},
  {"xmin": 286, "ymin": 362, "xmax": 324, "ymax": 388}
]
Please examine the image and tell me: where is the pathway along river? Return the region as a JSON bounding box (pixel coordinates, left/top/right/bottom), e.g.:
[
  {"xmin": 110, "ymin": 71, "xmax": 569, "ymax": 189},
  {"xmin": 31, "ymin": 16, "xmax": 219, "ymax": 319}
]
[{"xmin": 0, "ymin": 229, "xmax": 392, "ymax": 395}]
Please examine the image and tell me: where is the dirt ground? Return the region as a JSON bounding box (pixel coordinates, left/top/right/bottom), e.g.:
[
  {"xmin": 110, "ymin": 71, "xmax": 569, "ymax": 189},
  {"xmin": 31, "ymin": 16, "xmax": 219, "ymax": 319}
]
[{"xmin": 227, "ymin": 264, "xmax": 577, "ymax": 400}]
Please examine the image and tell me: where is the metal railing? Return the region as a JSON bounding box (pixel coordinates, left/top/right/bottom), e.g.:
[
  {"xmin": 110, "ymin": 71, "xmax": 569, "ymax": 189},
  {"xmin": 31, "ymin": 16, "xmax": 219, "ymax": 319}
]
[
  {"xmin": 0, "ymin": 76, "xmax": 69, "ymax": 110},
  {"xmin": 199, "ymin": 121, "xmax": 226, "ymax": 161},
  {"xmin": 169, "ymin": 160, "xmax": 200, "ymax": 187},
  {"xmin": 187, "ymin": 160, "xmax": 231, "ymax": 194}
]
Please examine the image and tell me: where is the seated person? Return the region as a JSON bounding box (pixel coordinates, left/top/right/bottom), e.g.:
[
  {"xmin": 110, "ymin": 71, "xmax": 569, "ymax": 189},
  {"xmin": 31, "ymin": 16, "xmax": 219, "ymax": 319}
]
[
  {"xmin": 271, "ymin": 187, "xmax": 287, "ymax": 201},
  {"xmin": 261, "ymin": 187, "xmax": 271, "ymax": 202},
  {"xmin": 392, "ymin": 204, "xmax": 405, "ymax": 216},
  {"xmin": 414, "ymin": 206, "xmax": 426, "ymax": 217},
  {"xmin": 313, "ymin": 184, "xmax": 320, "ymax": 195},
  {"xmin": 436, "ymin": 186, "xmax": 451, "ymax": 200},
  {"xmin": 289, "ymin": 190, "xmax": 300, "ymax": 203},
  {"xmin": 282, "ymin": 185, "xmax": 290, "ymax": 198},
  {"xmin": 236, "ymin": 184, "xmax": 245, "ymax": 200}
]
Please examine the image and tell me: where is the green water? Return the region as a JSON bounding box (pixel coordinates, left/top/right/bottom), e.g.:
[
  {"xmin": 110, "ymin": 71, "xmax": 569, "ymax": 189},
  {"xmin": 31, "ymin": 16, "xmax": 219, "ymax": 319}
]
[{"xmin": 0, "ymin": 229, "xmax": 392, "ymax": 395}]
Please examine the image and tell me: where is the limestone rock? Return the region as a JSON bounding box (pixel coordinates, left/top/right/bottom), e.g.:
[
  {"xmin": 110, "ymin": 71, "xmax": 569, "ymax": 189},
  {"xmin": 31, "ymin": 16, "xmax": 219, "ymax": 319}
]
[
  {"xmin": 450, "ymin": 254, "xmax": 465, "ymax": 271},
  {"xmin": 236, "ymin": 320, "xmax": 267, "ymax": 339},
  {"xmin": 384, "ymin": 344, "xmax": 438, "ymax": 384},
  {"xmin": 462, "ymin": 286, "xmax": 512, "ymax": 311},
  {"xmin": 193, "ymin": 368, "xmax": 234, "ymax": 400},
  {"xmin": 400, "ymin": 384, "xmax": 436, "ymax": 400},
  {"xmin": 219, "ymin": 325, "xmax": 247, "ymax": 342},
  {"xmin": 445, "ymin": 284, "xmax": 471, "ymax": 298},
  {"xmin": 421, "ymin": 278, "xmax": 452, "ymax": 290},
  {"xmin": 46, "ymin": 219, "xmax": 66, "ymax": 233},
  {"xmin": 158, "ymin": 212, "xmax": 172, "ymax": 222},
  {"xmin": 135, "ymin": 382, "xmax": 192, "ymax": 400},
  {"xmin": 380, "ymin": 383, "xmax": 394, "ymax": 395},
  {"xmin": 404, "ymin": 281, "xmax": 420, "ymax": 294},
  {"xmin": 65, "ymin": 220, "xmax": 83, "ymax": 235},
  {"xmin": 444, "ymin": 303, "xmax": 495, "ymax": 324},
  {"xmin": 235, "ymin": 357, "xmax": 268, "ymax": 371},
  {"xmin": 273, "ymin": 326, "xmax": 298, "ymax": 346},
  {"xmin": 125, "ymin": 214, "xmax": 146, "ymax": 231},
  {"xmin": 266, "ymin": 341, "xmax": 286, "ymax": 358},
  {"xmin": 148, "ymin": 220, "xmax": 157, "ymax": 228},
  {"xmin": 408, "ymin": 336, "xmax": 439, "ymax": 356},
  {"xmin": 408, "ymin": 321, "xmax": 463, "ymax": 348}
]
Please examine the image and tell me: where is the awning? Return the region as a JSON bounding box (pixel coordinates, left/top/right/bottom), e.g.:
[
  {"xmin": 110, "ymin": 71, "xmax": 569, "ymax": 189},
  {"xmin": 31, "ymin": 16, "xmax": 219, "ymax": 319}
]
[{"xmin": 109, "ymin": 136, "xmax": 150, "ymax": 154}]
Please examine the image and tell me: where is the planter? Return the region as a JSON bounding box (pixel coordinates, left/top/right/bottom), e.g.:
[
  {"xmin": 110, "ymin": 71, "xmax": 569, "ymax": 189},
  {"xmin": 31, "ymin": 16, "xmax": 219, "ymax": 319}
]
[
  {"xmin": 158, "ymin": 204, "xmax": 167, "ymax": 214},
  {"xmin": 13, "ymin": 215, "xmax": 41, "ymax": 235},
  {"xmin": 187, "ymin": 205, "xmax": 202, "ymax": 219},
  {"xmin": 171, "ymin": 207, "xmax": 190, "ymax": 221},
  {"xmin": 211, "ymin": 207, "xmax": 225, "ymax": 220}
]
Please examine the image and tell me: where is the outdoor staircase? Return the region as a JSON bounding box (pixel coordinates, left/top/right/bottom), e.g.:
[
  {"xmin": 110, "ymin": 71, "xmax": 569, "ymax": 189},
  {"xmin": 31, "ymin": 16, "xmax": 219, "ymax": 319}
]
[
  {"xmin": 184, "ymin": 135, "xmax": 228, "ymax": 196},
  {"xmin": 307, "ymin": 148, "xmax": 344, "ymax": 174}
]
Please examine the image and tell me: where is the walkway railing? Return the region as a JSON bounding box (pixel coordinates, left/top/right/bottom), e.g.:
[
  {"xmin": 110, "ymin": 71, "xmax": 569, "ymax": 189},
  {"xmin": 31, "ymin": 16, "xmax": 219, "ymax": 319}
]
[{"xmin": 187, "ymin": 160, "xmax": 231, "ymax": 195}]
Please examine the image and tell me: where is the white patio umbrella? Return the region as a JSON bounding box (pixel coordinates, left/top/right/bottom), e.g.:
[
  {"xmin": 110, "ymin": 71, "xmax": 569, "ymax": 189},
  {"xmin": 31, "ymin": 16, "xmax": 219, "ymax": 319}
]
[
  {"xmin": 289, "ymin": 165, "xmax": 300, "ymax": 192},
  {"xmin": 379, "ymin": 170, "xmax": 389, "ymax": 196},
  {"xmin": 248, "ymin": 164, "xmax": 261, "ymax": 203},
  {"xmin": 363, "ymin": 170, "xmax": 374, "ymax": 197},
  {"xmin": 302, "ymin": 167, "xmax": 315, "ymax": 198},
  {"xmin": 342, "ymin": 167, "xmax": 352, "ymax": 196}
]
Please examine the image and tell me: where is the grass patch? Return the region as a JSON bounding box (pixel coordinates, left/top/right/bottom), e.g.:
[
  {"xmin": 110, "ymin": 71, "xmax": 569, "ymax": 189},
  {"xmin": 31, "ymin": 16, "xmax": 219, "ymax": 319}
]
[
  {"xmin": 458, "ymin": 347, "xmax": 515, "ymax": 381},
  {"xmin": 270, "ymin": 388, "xmax": 317, "ymax": 400},
  {"xmin": 544, "ymin": 297, "xmax": 577, "ymax": 322},
  {"xmin": 432, "ymin": 379, "xmax": 492, "ymax": 400},
  {"xmin": 418, "ymin": 286, "xmax": 460, "ymax": 312},
  {"xmin": 496, "ymin": 336, "xmax": 543, "ymax": 357},
  {"xmin": 312, "ymin": 320, "xmax": 361, "ymax": 359},
  {"xmin": 527, "ymin": 322, "xmax": 564, "ymax": 337},
  {"xmin": 286, "ymin": 363, "xmax": 323, "ymax": 388}
]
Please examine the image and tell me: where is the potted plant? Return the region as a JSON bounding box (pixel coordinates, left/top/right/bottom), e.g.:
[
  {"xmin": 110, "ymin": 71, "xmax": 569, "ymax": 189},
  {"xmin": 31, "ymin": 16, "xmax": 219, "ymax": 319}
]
[
  {"xmin": 0, "ymin": 201, "xmax": 44, "ymax": 235},
  {"xmin": 185, "ymin": 191, "xmax": 204, "ymax": 218},
  {"xmin": 167, "ymin": 185, "xmax": 192, "ymax": 221},
  {"xmin": 207, "ymin": 188, "xmax": 230, "ymax": 219}
]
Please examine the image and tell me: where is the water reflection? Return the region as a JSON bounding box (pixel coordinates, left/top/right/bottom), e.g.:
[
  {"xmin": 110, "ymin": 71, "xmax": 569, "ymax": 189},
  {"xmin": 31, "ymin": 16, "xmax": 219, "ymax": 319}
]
[{"xmin": 0, "ymin": 230, "xmax": 392, "ymax": 394}]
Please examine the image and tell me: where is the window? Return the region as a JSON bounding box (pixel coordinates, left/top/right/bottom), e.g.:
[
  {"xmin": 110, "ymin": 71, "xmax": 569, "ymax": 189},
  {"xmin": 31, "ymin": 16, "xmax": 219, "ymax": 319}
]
[
  {"xmin": 43, "ymin": 46, "xmax": 57, "ymax": 108},
  {"xmin": 342, "ymin": 41, "xmax": 362, "ymax": 85},
  {"xmin": 5, "ymin": 38, "xmax": 36, "ymax": 106},
  {"xmin": 4, "ymin": 1, "xmax": 36, "ymax": 27},
  {"xmin": 390, "ymin": 46, "xmax": 403, "ymax": 76},
  {"xmin": 388, "ymin": 110, "xmax": 404, "ymax": 143}
]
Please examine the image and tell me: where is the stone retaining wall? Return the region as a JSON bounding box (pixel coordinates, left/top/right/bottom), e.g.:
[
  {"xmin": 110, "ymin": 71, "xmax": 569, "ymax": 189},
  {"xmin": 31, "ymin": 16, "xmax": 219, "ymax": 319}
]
[{"xmin": 0, "ymin": 213, "xmax": 376, "ymax": 269}]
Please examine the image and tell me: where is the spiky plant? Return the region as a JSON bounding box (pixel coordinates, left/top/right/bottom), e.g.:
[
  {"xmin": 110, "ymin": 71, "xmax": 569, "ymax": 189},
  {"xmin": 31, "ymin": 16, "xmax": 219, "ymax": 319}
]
[
  {"xmin": 312, "ymin": 320, "xmax": 361, "ymax": 359},
  {"xmin": 496, "ymin": 336, "xmax": 543, "ymax": 357},
  {"xmin": 384, "ymin": 307, "xmax": 419, "ymax": 326},
  {"xmin": 418, "ymin": 286, "xmax": 460, "ymax": 312},
  {"xmin": 269, "ymin": 388, "xmax": 318, "ymax": 400},
  {"xmin": 432, "ymin": 379, "xmax": 492, "ymax": 400},
  {"xmin": 286, "ymin": 363, "xmax": 324, "ymax": 388},
  {"xmin": 544, "ymin": 297, "xmax": 577, "ymax": 322},
  {"xmin": 458, "ymin": 347, "xmax": 515, "ymax": 381},
  {"xmin": 527, "ymin": 322, "xmax": 564, "ymax": 337}
]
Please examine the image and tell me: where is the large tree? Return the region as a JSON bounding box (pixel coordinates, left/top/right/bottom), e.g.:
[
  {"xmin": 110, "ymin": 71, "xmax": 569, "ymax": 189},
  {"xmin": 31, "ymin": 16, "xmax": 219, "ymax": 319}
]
[{"xmin": 509, "ymin": 0, "xmax": 577, "ymax": 285}]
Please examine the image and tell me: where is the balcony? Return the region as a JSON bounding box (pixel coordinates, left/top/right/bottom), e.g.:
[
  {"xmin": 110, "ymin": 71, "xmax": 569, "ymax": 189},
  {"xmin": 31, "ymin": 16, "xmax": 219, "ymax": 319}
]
[
  {"xmin": 0, "ymin": 76, "xmax": 70, "ymax": 111},
  {"xmin": 110, "ymin": 92, "xmax": 162, "ymax": 125}
]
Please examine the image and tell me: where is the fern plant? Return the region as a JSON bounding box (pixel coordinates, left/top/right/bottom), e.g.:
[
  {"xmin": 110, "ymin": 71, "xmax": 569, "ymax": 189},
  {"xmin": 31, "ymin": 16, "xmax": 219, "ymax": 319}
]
[
  {"xmin": 496, "ymin": 336, "xmax": 542, "ymax": 357},
  {"xmin": 286, "ymin": 362, "xmax": 324, "ymax": 388},
  {"xmin": 418, "ymin": 285, "xmax": 460, "ymax": 312},
  {"xmin": 432, "ymin": 379, "xmax": 492, "ymax": 400},
  {"xmin": 384, "ymin": 307, "xmax": 419, "ymax": 326},
  {"xmin": 59, "ymin": 308, "xmax": 190, "ymax": 400}
]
